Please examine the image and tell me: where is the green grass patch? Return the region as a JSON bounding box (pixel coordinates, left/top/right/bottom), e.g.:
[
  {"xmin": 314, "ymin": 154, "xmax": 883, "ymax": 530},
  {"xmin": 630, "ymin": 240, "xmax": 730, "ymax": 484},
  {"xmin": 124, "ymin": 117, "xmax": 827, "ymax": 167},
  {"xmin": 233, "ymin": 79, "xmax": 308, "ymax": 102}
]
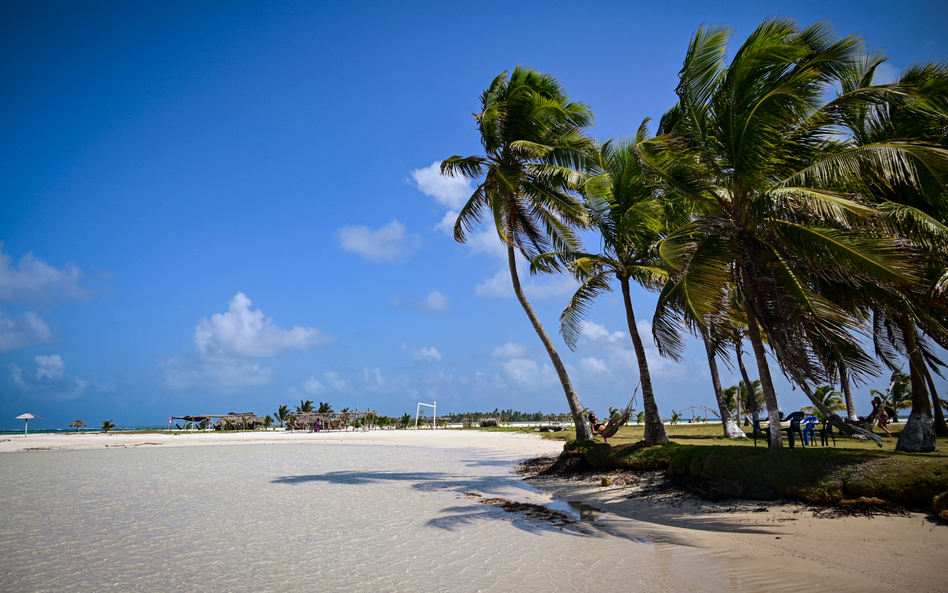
[{"xmin": 550, "ymin": 423, "xmax": 948, "ymax": 509}]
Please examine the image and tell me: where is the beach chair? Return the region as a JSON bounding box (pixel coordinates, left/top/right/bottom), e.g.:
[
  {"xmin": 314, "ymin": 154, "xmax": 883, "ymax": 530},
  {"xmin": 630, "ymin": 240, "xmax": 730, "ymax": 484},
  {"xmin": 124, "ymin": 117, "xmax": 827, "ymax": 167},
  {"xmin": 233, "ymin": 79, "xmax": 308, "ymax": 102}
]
[
  {"xmin": 782, "ymin": 411, "xmax": 806, "ymax": 449},
  {"xmin": 818, "ymin": 420, "xmax": 836, "ymax": 446},
  {"xmin": 751, "ymin": 418, "xmax": 769, "ymax": 446},
  {"xmin": 801, "ymin": 416, "xmax": 819, "ymax": 445}
]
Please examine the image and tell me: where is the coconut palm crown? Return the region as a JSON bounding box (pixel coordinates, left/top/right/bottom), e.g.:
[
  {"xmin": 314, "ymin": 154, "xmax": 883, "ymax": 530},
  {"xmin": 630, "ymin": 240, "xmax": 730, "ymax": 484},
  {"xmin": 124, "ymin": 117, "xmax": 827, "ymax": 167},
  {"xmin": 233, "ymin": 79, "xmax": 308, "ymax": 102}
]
[
  {"xmin": 441, "ymin": 66, "xmax": 596, "ymax": 440},
  {"xmin": 642, "ymin": 20, "xmax": 926, "ymax": 448}
]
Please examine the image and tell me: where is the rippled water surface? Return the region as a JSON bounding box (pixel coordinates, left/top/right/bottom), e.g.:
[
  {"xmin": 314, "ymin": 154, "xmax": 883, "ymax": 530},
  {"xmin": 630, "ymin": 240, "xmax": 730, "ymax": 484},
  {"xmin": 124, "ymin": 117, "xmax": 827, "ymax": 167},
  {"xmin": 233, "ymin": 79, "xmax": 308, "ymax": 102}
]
[{"xmin": 1, "ymin": 444, "xmax": 725, "ymax": 592}]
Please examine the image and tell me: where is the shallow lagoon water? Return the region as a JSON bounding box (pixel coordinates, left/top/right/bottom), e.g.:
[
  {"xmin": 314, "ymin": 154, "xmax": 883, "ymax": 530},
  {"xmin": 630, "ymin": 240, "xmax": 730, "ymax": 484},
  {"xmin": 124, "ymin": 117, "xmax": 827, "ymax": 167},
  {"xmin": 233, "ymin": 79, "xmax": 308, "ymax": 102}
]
[{"xmin": 1, "ymin": 443, "xmax": 732, "ymax": 592}]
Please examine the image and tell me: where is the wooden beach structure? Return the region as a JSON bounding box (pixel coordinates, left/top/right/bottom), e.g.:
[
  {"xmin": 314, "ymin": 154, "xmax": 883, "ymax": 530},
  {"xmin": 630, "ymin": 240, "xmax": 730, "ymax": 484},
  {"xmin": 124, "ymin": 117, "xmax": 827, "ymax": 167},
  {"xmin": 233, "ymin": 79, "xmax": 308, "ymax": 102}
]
[
  {"xmin": 166, "ymin": 413, "xmax": 263, "ymax": 432},
  {"xmin": 289, "ymin": 410, "xmax": 378, "ymax": 431}
]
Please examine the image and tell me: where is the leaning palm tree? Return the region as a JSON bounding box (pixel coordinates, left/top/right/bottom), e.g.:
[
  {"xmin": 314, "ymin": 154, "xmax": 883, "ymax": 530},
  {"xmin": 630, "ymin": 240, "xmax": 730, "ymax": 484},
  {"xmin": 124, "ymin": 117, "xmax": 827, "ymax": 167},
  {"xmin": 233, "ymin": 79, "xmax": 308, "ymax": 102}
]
[
  {"xmin": 442, "ymin": 66, "xmax": 596, "ymax": 441},
  {"xmin": 533, "ymin": 137, "xmax": 672, "ymax": 445},
  {"xmin": 643, "ymin": 20, "xmax": 923, "ymax": 448},
  {"xmin": 830, "ymin": 57, "xmax": 948, "ymax": 448}
]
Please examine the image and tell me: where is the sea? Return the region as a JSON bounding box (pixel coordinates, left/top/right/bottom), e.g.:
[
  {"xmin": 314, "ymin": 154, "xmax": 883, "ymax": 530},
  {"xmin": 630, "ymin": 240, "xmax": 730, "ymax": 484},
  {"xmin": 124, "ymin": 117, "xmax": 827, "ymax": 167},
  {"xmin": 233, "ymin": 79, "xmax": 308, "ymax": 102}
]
[{"xmin": 1, "ymin": 442, "xmax": 738, "ymax": 592}]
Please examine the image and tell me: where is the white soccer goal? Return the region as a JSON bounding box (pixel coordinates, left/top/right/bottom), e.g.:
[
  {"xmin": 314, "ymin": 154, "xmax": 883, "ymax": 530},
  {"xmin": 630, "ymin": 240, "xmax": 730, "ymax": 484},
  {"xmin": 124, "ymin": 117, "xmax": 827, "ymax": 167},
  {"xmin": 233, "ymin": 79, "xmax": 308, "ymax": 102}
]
[{"xmin": 415, "ymin": 401, "xmax": 436, "ymax": 430}]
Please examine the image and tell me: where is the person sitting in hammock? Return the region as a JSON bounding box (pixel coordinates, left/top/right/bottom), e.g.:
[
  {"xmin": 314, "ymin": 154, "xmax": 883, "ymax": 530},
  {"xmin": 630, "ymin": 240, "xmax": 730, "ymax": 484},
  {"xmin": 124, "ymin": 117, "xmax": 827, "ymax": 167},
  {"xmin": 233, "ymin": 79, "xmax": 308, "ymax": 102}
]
[{"xmin": 588, "ymin": 410, "xmax": 630, "ymax": 443}]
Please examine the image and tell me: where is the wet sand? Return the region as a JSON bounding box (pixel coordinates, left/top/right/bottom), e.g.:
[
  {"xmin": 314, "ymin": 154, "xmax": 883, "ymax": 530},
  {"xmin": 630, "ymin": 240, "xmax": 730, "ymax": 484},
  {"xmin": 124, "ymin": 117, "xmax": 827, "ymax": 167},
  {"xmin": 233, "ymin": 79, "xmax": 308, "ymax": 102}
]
[{"xmin": 3, "ymin": 429, "xmax": 947, "ymax": 591}]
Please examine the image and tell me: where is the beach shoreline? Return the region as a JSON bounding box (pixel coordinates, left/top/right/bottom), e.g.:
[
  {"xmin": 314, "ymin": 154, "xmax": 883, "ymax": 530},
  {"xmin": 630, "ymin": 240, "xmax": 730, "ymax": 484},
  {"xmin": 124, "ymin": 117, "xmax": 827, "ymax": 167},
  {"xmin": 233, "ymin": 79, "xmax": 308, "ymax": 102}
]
[
  {"xmin": 0, "ymin": 427, "xmax": 565, "ymax": 457},
  {"xmin": 4, "ymin": 429, "xmax": 947, "ymax": 590}
]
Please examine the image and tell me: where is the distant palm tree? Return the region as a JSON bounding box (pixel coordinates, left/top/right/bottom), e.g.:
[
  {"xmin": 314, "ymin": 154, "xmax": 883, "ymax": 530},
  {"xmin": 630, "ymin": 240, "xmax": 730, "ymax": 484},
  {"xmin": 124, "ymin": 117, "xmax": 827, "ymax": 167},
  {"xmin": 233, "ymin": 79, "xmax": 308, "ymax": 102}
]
[
  {"xmin": 802, "ymin": 385, "xmax": 847, "ymax": 421},
  {"xmin": 399, "ymin": 413, "xmax": 412, "ymax": 429},
  {"xmin": 442, "ymin": 66, "xmax": 596, "ymax": 442},
  {"xmin": 317, "ymin": 402, "xmax": 333, "ymax": 414},
  {"xmin": 296, "ymin": 400, "xmax": 314, "ymax": 413},
  {"xmin": 262, "ymin": 415, "xmax": 274, "ymax": 429},
  {"xmin": 275, "ymin": 405, "xmax": 290, "ymax": 428},
  {"xmin": 635, "ymin": 411, "xmax": 646, "ymax": 424},
  {"xmin": 101, "ymin": 420, "xmax": 115, "ymax": 433}
]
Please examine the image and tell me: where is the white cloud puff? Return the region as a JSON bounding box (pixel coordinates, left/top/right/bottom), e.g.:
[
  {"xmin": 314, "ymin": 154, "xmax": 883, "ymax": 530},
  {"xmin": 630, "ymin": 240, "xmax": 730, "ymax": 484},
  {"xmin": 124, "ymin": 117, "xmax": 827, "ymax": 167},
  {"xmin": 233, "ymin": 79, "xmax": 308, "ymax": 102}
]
[
  {"xmin": 424, "ymin": 290, "xmax": 450, "ymax": 312},
  {"xmin": 160, "ymin": 357, "xmax": 274, "ymax": 390},
  {"xmin": 413, "ymin": 347, "xmax": 442, "ymax": 362},
  {"xmin": 410, "ymin": 162, "xmax": 473, "ymax": 210},
  {"xmin": 194, "ymin": 292, "xmax": 334, "ymax": 362},
  {"xmin": 580, "ymin": 357, "xmax": 609, "ymax": 374},
  {"xmin": 475, "ymin": 266, "xmax": 579, "ymax": 300},
  {"xmin": 0, "ymin": 243, "xmax": 95, "ymax": 303},
  {"xmin": 0, "ymin": 310, "xmax": 52, "ymax": 351},
  {"xmin": 490, "ymin": 342, "xmax": 528, "ymax": 359},
  {"xmin": 499, "ymin": 358, "xmax": 556, "ymax": 388},
  {"xmin": 390, "ymin": 289, "xmax": 450, "ymax": 313},
  {"xmin": 337, "ymin": 220, "xmax": 420, "ymax": 262},
  {"xmin": 35, "ymin": 354, "xmax": 66, "ymax": 379}
]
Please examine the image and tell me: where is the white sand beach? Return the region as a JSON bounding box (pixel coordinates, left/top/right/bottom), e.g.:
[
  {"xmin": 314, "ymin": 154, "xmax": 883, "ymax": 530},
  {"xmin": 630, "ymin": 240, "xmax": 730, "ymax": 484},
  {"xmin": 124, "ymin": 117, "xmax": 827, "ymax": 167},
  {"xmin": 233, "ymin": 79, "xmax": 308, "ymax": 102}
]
[{"xmin": 2, "ymin": 430, "xmax": 946, "ymax": 592}]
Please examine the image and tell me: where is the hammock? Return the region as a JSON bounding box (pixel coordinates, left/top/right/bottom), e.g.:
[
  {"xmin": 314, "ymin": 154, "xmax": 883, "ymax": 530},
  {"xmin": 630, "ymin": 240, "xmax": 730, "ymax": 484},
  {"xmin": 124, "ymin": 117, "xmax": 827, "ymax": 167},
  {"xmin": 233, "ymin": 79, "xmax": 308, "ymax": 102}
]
[{"xmin": 596, "ymin": 396, "xmax": 635, "ymax": 439}]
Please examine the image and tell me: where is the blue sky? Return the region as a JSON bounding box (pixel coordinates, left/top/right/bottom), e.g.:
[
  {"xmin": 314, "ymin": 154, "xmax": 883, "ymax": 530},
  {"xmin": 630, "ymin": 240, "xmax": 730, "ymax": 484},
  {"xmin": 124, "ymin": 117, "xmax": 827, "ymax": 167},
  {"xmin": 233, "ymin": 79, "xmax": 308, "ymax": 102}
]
[{"xmin": 2, "ymin": 0, "xmax": 946, "ymax": 429}]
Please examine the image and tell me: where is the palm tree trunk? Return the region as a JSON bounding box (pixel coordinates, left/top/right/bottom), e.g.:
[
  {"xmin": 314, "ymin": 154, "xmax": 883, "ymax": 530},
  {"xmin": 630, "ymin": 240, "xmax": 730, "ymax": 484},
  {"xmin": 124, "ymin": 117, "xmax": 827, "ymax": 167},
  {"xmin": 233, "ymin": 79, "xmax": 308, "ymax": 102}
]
[
  {"xmin": 922, "ymin": 357, "xmax": 948, "ymax": 437},
  {"xmin": 895, "ymin": 317, "xmax": 936, "ymax": 452},
  {"xmin": 742, "ymin": 299, "xmax": 783, "ymax": 449},
  {"xmin": 508, "ymin": 246, "xmax": 593, "ymax": 442},
  {"xmin": 736, "ymin": 343, "xmax": 757, "ymax": 426},
  {"xmin": 699, "ymin": 327, "xmax": 745, "ymax": 438},
  {"xmin": 619, "ymin": 277, "xmax": 668, "ymax": 445},
  {"xmin": 838, "ymin": 363, "xmax": 858, "ymax": 422}
]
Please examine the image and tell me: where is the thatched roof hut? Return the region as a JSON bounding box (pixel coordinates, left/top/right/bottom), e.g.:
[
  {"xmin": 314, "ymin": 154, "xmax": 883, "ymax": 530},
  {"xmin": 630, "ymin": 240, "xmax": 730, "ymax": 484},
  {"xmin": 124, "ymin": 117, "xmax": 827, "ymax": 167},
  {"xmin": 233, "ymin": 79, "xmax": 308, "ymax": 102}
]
[
  {"xmin": 214, "ymin": 412, "xmax": 263, "ymax": 431},
  {"xmin": 69, "ymin": 420, "xmax": 87, "ymax": 432}
]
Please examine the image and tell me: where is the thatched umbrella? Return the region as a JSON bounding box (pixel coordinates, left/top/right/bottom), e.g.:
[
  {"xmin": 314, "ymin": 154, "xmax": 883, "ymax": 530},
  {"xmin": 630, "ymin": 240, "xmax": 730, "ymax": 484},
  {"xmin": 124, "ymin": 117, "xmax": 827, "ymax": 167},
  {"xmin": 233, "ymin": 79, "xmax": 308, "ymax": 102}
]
[
  {"xmin": 69, "ymin": 420, "xmax": 87, "ymax": 432},
  {"xmin": 16, "ymin": 413, "xmax": 44, "ymax": 435}
]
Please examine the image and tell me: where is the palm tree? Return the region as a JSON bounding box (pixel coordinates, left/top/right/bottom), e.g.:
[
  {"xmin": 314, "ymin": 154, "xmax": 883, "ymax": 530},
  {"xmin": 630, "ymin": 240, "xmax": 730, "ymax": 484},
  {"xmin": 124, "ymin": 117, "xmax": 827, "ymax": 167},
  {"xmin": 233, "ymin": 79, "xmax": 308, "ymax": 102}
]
[
  {"xmin": 101, "ymin": 420, "xmax": 115, "ymax": 433},
  {"xmin": 829, "ymin": 58, "xmax": 948, "ymax": 449},
  {"xmin": 802, "ymin": 385, "xmax": 847, "ymax": 421},
  {"xmin": 442, "ymin": 66, "xmax": 596, "ymax": 441},
  {"xmin": 275, "ymin": 405, "xmax": 290, "ymax": 428},
  {"xmin": 262, "ymin": 415, "xmax": 274, "ymax": 429},
  {"xmin": 296, "ymin": 400, "xmax": 314, "ymax": 413},
  {"xmin": 642, "ymin": 20, "xmax": 922, "ymax": 448},
  {"xmin": 317, "ymin": 402, "xmax": 333, "ymax": 414},
  {"xmin": 534, "ymin": 137, "xmax": 671, "ymax": 445}
]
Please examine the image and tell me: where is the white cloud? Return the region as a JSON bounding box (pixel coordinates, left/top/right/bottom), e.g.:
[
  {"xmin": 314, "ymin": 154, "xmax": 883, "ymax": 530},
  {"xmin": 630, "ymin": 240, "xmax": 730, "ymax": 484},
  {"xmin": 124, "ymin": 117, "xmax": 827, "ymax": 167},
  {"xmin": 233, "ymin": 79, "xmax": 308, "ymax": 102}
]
[
  {"xmin": 468, "ymin": 230, "xmax": 507, "ymax": 258},
  {"xmin": 580, "ymin": 357, "xmax": 609, "ymax": 374},
  {"xmin": 499, "ymin": 358, "xmax": 556, "ymax": 388},
  {"xmin": 365, "ymin": 367, "xmax": 386, "ymax": 387},
  {"xmin": 322, "ymin": 371, "xmax": 348, "ymax": 390},
  {"xmin": 9, "ymin": 362, "xmax": 25, "ymax": 386},
  {"xmin": 580, "ymin": 320, "xmax": 626, "ymax": 343},
  {"xmin": 194, "ymin": 292, "xmax": 334, "ymax": 362},
  {"xmin": 414, "ymin": 347, "xmax": 442, "ymax": 362},
  {"xmin": 160, "ymin": 357, "xmax": 274, "ymax": 390},
  {"xmin": 337, "ymin": 220, "xmax": 420, "ymax": 262},
  {"xmin": 424, "ymin": 290, "xmax": 450, "ymax": 312},
  {"xmin": 475, "ymin": 262, "xmax": 579, "ymax": 300},
  {"xmin": 436, "ymin": 210, "xmax": 459, "ymax": 234},
  {"xmin": 0, "ymin": 310, "xmax": 52, "ymax": 351},
  {"xmin": 0, "ymin": 244, "xmax": 94, "ymax": 303},
  {"xmin": 411, "ymin": 162, "xmax": 473, "ymax": 210},
  {"xmin": 490, "ymin": 342, "xmax": 528, "ymax": 359},
  {"xmin": 475, "ymin": 268, "xmax": 512, "ymax": 298},
  {"xmin": 390, "ymin": 289, "xmax": 450, "ymax": 313},
  {"xmin": 873, "ymin": 62, "xmax": 900, "ymax": 85},
  {"xmin": 303, "ymin": 376, "xmax": 323, "ymax": 394},
  {"xmin": 35, "ymin": 354, "xmax": 65, "ymax": 379}
]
